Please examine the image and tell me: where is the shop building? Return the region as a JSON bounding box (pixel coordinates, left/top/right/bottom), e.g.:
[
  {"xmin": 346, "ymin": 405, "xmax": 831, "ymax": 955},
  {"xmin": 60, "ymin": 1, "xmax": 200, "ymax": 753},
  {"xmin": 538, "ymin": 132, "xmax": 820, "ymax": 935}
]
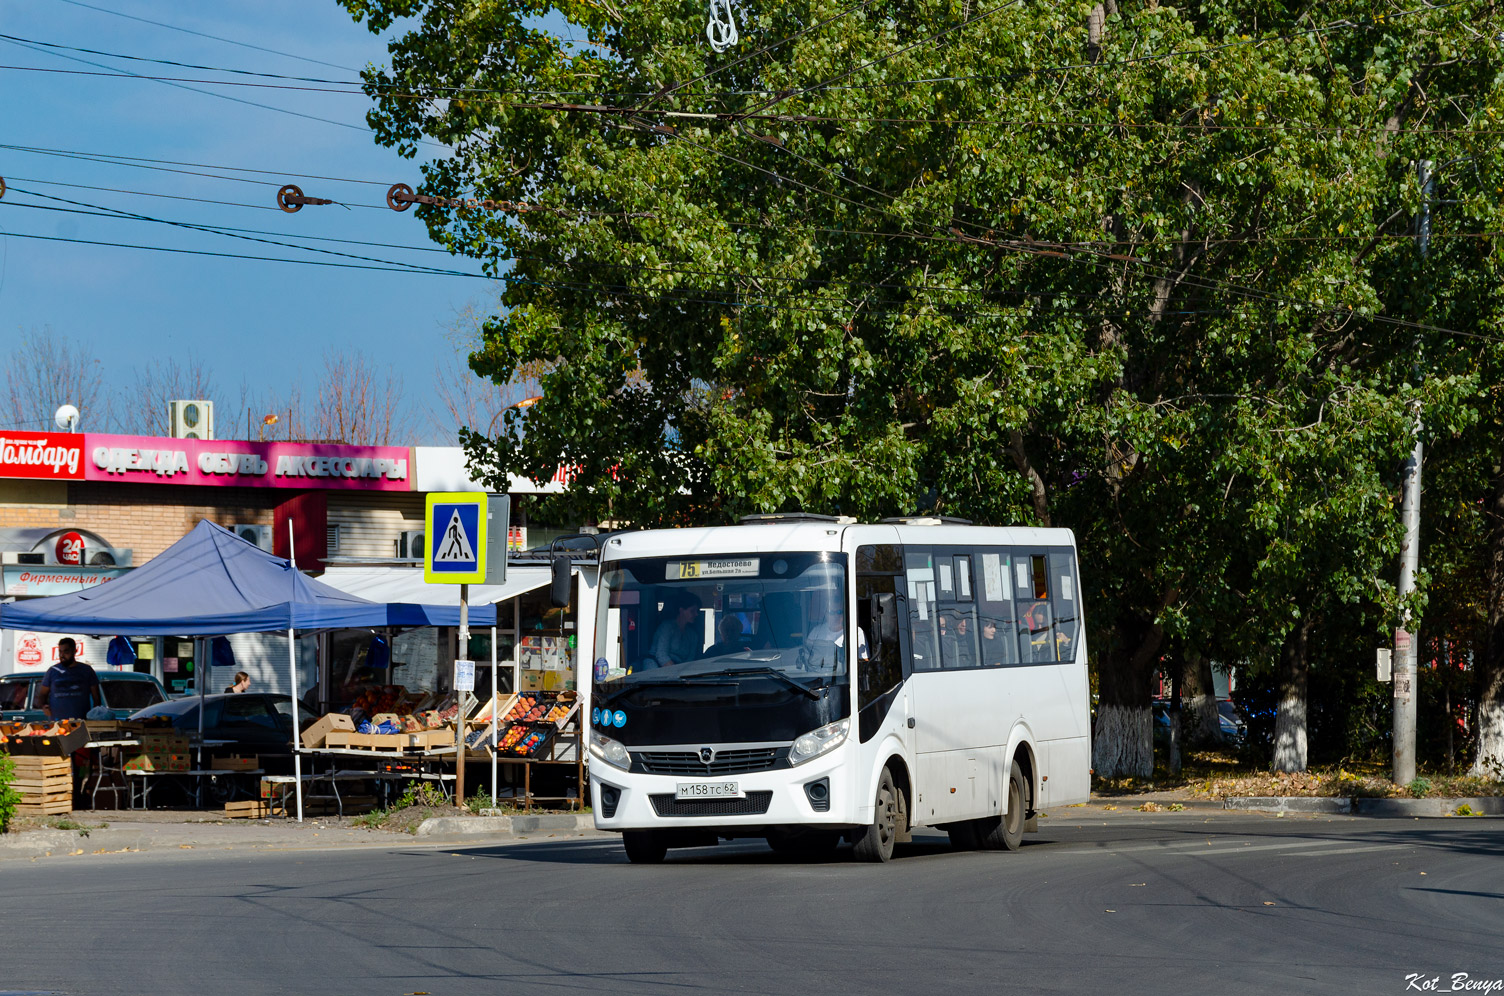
[{"xmin": 0, "ymin": 427, "xmax": 577, "ymax": 685}]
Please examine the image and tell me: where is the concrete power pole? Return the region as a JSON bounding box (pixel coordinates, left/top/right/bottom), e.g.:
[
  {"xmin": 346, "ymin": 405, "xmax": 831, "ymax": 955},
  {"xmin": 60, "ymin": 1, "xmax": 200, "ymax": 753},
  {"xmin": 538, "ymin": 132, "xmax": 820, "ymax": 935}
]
[{"xmin": 1393, "ymin": 160, "xmax": 1432, "ymax": 787}]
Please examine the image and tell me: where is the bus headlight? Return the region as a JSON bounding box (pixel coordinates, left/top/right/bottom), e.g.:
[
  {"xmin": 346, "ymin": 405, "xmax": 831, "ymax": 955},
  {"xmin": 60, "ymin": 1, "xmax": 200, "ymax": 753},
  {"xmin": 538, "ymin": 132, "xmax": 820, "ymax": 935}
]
[
  {"xmin": 789, "ymin": 719, "xmax": 849, "ymax": 766},
  {"xmin": 590, "ymin": 729, "xmax": 632, "ymax": 770}
]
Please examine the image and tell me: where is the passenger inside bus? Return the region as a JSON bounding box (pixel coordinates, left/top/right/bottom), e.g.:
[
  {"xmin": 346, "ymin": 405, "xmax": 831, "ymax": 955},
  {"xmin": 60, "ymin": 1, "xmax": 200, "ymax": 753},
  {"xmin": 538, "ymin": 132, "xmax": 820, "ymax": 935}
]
[
  {"xmin": 643, "ymin": 591, "xmax": 704, "ymax": 668},
  {"xmin": 703, "ymin": 614, "xmax": 752, "ymax": 659},
  {"xmin": 803, "ymin": 602, "xmax": 868, "ymax": 668}
]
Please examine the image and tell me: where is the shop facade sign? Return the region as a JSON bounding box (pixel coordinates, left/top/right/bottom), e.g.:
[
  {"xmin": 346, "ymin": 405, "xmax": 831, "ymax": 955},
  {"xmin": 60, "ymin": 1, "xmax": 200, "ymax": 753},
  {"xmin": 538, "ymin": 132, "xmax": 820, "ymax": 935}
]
[
  {"xmin": 84, "ymin": 434, "xmax": 411, "ymax": 491},
  {"xmin": 0, "ymin": 431, "xmax": 86, "ymax": 480},
  {"xmin": 3, "ymin": 565, "xmax": 130, "ymax": 597}
]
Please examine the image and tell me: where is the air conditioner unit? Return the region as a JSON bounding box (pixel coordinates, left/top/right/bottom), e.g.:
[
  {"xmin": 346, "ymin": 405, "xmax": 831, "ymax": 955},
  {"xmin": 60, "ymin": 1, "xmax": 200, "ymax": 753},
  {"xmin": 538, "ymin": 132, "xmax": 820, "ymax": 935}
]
[
  {"xmin": 230, "ymin": 524, "xmax": 273, "ymax": 550},
  {"xmin": 1, "ymin": 551, "xmax": 46, "ymax": 565},
  {"xmin": 398, "ymin": 529, "xmax": 425, "ymax": 560},
  {"xmin": 85, "ymin": 548, "xmax": 133, "ymax": 567},
  {"xmin": 169, "ymin": 399, "xmax": 215, "ymax": 440}
]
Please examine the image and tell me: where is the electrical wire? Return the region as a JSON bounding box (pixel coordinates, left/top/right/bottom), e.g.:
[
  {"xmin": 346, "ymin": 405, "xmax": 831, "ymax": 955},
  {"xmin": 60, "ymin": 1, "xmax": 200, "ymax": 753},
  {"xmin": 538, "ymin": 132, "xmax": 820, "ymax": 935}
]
[
  {"xmin": 2, "ymin": 1, "xmax": 1471, "ymax": 107},
  {"xmin": 0, "ymin": 174, "xmax": 286, "ymax": 210},
  {"xmin": 5, "ymin": 184, "xmax": 480, "ymax": 276},
  {"xmin": 0, "ymin": 230, "xmax": 493, "ymax": 277},
  {"xmin": 0, "ymin": 36, "xmax": 448, "ymax": 150},
  {"xmin": 0, "ymin": 141, "xmax": 393, "ymax": 187},
  {"xmin": 0, "ymin": 200, "xmax": 458, "ymax": 254},
  {"xmin": 47, "ymin": 0, "xmax": 359, "ymax": 72}
]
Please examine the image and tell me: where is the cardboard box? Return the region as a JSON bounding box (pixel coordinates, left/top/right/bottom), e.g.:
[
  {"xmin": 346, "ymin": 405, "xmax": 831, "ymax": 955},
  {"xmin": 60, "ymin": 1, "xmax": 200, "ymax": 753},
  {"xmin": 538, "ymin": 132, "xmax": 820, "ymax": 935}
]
[
  {"xmin": 406, "ymin": 729, "xmax": 454, "ymax": 752},
  {"xmin": 211, "ymin": 754, "xmax": 259, "ymax": 771},
  {"xmin": 520, "ymin": 670, "xmax": 546, "ymax": 692},
  {"xmin": 300, "ymin": 713, "xmax": 355, "ymax": 749}
]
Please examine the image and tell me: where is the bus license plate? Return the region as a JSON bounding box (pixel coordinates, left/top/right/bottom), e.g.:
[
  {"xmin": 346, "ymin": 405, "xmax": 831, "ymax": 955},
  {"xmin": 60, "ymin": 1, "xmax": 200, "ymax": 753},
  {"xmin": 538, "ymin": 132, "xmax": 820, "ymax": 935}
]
[{"xmin": 675, "ymin": 781, "xmax": 744, "ymax": 800}]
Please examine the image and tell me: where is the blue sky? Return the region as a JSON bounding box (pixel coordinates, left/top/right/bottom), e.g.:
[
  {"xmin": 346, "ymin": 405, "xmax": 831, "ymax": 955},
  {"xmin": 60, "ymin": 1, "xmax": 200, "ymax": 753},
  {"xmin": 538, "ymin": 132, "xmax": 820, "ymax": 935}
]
[{"xmin": 0, "ymin": 0, "xmax": 503, "ymax": 443}]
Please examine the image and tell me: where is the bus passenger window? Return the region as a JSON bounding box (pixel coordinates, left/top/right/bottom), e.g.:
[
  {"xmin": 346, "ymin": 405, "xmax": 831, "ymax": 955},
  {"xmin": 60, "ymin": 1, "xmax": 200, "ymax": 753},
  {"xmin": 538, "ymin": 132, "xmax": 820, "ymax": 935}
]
[
  {"xmin": 905, "ymin": 548, "xmax": 938, "ymax": 671},
  {"xmin": 1049, "ymin": 550, "xmax": 1080, "ymax": 662},
  {"xmin": 977, "ymin": 549, "xmax": 1018, "ymax": 666}
]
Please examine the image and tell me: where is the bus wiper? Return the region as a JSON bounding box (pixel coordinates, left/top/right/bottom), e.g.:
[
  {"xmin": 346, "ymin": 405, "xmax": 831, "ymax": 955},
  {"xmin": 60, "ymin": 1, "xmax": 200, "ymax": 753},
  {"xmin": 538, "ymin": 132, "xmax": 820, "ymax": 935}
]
[{"xmin": 693, "ymin": 666, "xmax": 820, "ymax": 699}]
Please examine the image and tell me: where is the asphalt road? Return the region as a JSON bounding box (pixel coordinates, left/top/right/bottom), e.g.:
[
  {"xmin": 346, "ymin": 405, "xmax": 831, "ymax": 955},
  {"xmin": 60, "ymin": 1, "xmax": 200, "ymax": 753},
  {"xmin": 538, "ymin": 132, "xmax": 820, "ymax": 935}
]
[{"xmin": 3, "ymin": 811, "xmax": 1501, "ymax": 996}]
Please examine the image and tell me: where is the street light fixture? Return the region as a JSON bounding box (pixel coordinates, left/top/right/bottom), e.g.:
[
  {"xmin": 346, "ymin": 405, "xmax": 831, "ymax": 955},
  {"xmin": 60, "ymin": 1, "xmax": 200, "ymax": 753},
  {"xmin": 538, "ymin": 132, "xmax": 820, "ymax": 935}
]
[{"xmin": 487, "ymin": 395, "xmax": 543, "ymax": 436}]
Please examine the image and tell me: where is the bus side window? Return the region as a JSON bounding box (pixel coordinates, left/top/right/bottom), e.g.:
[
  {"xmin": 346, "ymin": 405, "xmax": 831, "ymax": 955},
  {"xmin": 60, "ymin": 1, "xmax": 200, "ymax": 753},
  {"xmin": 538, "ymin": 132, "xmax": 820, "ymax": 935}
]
[
  {"xmin": 1015, "ymin": 553, "xmax": 1056, "ymax": 662},
  {"xmin": 1049, "ymin": 550, "xmax": 1080, "ymax": 662},
  {"xmin": 905, "ymin": 547, "xmax": 938, "ymax": 671},
  {"xmin": 977, "ymin": 549, "xmax": 1018, "ymax": 666}
]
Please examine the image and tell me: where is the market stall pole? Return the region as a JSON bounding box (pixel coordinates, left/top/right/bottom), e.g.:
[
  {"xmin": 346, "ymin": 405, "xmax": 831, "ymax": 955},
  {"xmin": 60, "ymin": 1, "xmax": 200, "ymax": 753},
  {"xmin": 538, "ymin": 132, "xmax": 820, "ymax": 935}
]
[{"xmin": 288, "ymin": 520, "xmax": 305, "ymax": 822}]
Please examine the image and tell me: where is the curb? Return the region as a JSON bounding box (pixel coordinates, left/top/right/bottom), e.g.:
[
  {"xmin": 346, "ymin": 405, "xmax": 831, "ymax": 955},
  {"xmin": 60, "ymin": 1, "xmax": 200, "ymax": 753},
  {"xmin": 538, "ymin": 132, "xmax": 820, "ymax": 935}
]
[
  {"xmin": 415, "ymin": 813, "xmax": 596, "ymax": 837},
  {"xmin": 1224, "ymin": 796, "xmax": 1502, "ymax": 817}
]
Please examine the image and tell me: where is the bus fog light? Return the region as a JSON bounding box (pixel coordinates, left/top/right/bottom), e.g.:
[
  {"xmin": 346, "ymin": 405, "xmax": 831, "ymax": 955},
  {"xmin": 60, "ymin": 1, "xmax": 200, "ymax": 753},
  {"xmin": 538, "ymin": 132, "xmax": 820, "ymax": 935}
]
[
  {"xmin": 789, "ymin": 719, "xmax": 848, "ymax": 766},
  {"xmin": 590, "ymin": 730, "xmax": 632, "ymax": 770}
]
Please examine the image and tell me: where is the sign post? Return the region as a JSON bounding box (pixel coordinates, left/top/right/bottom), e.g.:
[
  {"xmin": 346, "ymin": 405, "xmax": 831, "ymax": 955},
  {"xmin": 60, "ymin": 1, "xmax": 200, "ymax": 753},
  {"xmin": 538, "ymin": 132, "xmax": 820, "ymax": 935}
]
[{"xmin": 425, "ymin": 493, "xmax": 509, "ymax": 808}]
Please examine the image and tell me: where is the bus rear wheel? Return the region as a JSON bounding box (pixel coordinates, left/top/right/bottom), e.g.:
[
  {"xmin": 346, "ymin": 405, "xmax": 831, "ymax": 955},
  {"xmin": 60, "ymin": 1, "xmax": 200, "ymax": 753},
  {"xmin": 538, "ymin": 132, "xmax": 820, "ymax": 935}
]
[
  {"xmin": 977, "ymin": 760, "xmax": 1028, "ymax": 852},
  {"xmin": 623, "ymin": 830, "xmax": 668, "ymax": 864},
  {"xmin": 852, "ymin": 769, "xmax": 901, "ymax": 862}
]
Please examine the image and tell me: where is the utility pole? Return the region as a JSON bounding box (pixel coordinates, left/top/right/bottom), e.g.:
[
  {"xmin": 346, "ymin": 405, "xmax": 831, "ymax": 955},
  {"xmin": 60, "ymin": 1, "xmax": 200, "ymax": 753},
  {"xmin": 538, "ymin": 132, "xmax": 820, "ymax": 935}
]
[{"xmin": 1393, "ymin": 159, "xmax": 1431, "ymax": 787}]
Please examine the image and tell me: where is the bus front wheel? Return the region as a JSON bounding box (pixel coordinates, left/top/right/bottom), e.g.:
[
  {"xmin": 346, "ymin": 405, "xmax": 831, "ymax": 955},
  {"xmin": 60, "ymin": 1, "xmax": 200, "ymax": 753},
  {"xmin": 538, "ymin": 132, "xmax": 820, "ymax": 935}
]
[
  {"xmin": 852, "ymin": 769, "xmax": 901, "ymax": 862},
  {"xmin": 623, "ymin": 830, "xmax": 668, "ymax": 864}
]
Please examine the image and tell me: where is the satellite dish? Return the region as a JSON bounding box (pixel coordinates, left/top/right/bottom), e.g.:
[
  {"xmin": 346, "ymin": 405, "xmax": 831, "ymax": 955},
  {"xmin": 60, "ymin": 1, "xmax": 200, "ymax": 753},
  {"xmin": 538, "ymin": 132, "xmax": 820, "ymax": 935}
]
[{"xmin": 54, "ymin": 404, "xmax": 80, "ymax": 432}]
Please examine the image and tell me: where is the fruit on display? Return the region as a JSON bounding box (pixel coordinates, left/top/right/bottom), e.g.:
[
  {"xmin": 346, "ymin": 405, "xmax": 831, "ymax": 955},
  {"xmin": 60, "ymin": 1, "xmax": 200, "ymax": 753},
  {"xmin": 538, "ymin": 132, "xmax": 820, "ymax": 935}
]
[
  {"xmin": 542, "ymin": 704, "xmax": 571, "ymax": 725},
  {"xmin": 511, "ymin": 730, "xmax": 548, "ymax": 756},
  {"xmin": 499, "ymin": 725, "xmax": 528, "ymax": 750},
  {"xmin": 502, "ymin": 695, "xmax": 538, "ymax": 723}
]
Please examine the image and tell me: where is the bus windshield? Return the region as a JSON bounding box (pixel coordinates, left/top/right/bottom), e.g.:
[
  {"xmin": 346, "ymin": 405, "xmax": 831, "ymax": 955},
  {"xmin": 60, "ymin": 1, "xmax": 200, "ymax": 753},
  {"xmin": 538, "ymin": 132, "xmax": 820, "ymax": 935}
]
[{"xmin": 592, "ymin": 552, "xmax": 851, "ymax": 745}]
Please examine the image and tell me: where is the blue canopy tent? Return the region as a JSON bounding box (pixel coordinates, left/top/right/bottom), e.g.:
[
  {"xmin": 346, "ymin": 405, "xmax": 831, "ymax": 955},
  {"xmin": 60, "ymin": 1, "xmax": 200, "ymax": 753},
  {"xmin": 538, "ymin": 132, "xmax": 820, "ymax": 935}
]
[{"xmin": 0, "ymin": 520, "xmax": 494, "ymax": 818}]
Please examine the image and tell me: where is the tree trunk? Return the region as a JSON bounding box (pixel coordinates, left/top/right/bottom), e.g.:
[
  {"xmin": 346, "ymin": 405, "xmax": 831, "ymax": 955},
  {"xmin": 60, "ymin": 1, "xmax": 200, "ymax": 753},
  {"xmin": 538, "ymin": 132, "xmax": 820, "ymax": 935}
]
[
  {"xmin": 1167, "ymin": 668, "xmax": 1183, "ymax": 775},
  {"xmin": 1272, "ymin": 620, "xmax": 1314, "ymax": 773},
  {"xmin": 1181, "ymin": 652, "xmax": 1224, "ymax": 748},
  {"xmin": 1092, "ymin": 613, "xmax": 1168, "ymax": 778},
  {"xmin": 1471, "ymin": 463, "xmax": 1504, "ymax": 777}
]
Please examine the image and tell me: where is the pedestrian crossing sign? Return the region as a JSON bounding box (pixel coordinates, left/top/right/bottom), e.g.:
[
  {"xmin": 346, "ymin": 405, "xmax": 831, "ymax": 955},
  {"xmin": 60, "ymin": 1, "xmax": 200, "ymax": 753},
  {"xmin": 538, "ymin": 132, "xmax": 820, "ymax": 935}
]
[{"xmin": 424, "ymin": 493, "xmax": 507, "ymax": 584}]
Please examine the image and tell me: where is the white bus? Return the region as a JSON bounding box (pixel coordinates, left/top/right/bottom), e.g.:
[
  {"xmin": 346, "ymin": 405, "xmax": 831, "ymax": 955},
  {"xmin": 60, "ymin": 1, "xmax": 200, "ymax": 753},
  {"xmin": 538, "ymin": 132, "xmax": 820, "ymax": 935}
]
[{"xmin": 587, "ymin": 515, "xmax": 1091, "ymax": 862}]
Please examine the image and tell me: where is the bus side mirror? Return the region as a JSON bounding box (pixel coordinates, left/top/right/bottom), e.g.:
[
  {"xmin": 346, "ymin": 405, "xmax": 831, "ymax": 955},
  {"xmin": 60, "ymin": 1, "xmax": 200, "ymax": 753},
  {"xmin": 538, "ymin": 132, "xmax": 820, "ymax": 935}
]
[
  {"xmin": 550, "ymin": 556, "xmax": 572, "ymax": 608},
  {"xmin": 871, "ymin": 592, "xmax": 898, "ymax": 644}
]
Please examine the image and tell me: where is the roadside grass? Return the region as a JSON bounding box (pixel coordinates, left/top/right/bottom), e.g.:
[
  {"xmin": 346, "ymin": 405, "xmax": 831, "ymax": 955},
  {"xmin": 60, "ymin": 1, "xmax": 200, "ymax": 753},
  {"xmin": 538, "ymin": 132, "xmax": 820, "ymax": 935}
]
[
  {"xmin": 346, "ymin": 786, "xmax": 585, "ymax": 833},
  {"xmin": 1093, "ymin": 751, "xmax": 1504, "ymax": 799}
]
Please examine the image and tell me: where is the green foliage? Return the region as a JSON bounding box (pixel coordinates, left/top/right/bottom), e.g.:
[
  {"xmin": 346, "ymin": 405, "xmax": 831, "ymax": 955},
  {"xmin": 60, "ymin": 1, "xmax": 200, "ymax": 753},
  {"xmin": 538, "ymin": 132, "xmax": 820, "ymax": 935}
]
[
  {"xmin": 0, "ymin": 751, "xmax": 17, "ymax": 832},
  {"xmin": 340, "ymin": 0, "xmax": 1504, "ymax": 768},
  {"xmin": 1406, "ymin": 776, "xmax": 1433, "ymax": 798}
]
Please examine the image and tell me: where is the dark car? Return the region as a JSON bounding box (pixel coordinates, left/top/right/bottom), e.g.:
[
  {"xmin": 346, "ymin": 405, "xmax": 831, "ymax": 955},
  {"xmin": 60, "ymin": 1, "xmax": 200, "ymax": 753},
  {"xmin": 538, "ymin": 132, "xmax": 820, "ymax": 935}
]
[
  {"xmin": 0, "ymin": 670, "xmax": 169, "ymax": 723},
  {"xmin": 1153, "ymin": 699, "xmax": 1247, "ymax": 747},
  {"xmin": 127, "ymin": 693, "xmax": 318, "ymax": 773}
]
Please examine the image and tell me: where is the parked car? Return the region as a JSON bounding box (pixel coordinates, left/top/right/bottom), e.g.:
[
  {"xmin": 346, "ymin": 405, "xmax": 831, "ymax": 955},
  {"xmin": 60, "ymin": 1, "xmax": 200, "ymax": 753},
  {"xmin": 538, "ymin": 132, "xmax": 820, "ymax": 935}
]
[
  {"xmin": 127, "ymin": 692, "xmax": 318, "ymax": 773},
  {"xmin": 0, "ymin": 670, "xmax": 169, "ymax": 722},
  {"xmin": 1153, "ymin": 698, "xmax": 1247, "ymax": 747}
]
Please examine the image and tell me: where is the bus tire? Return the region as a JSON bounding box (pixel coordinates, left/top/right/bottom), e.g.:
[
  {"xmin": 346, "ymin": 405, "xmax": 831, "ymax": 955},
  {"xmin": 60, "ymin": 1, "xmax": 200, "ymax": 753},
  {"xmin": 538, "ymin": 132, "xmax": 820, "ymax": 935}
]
[
  {"xmin": 852, "ymin": 769, "xmax": 900, "ymax": 863},
  {"xmin": 623, "ymin": 830, "xmax": 668, "ymax": 864},
  {"xmin": 979, "ymin": 761, "xmax": 1028, "ymax": 852}
]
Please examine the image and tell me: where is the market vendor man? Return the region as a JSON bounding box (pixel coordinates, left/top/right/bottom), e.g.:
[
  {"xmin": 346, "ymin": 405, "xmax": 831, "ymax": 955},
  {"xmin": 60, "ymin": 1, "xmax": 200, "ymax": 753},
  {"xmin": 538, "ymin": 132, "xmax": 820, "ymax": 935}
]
[{"xmin": 36, "ymin": 638, "xmax": 102, "ymax": 720}]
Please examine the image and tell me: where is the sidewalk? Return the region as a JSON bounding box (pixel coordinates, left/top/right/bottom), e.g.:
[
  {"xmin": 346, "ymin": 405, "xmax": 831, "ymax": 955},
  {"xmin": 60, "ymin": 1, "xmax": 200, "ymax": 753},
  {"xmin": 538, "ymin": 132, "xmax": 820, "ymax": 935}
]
[{"xmin": 0, "ymin": 810, "xmax": 603, "ymax": 862}]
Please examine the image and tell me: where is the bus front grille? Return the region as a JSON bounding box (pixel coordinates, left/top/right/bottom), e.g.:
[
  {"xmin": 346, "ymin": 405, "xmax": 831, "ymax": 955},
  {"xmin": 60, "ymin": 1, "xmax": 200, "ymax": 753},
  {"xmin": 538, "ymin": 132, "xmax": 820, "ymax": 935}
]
[
  {"xmin": 636, "ymin": 748, "xmax": 782, "ymax": 776},
  {"xmin": 649, "ymin": 791, "xmax": 773, "ymax": 817}
]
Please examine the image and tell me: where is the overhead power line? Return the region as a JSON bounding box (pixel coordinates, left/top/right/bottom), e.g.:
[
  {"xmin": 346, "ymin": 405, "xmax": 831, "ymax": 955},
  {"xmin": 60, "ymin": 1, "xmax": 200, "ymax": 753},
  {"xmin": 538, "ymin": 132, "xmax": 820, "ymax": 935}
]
[{"xmin": 47, "ymin": 0, "xmax": 359, "ymax": 72}]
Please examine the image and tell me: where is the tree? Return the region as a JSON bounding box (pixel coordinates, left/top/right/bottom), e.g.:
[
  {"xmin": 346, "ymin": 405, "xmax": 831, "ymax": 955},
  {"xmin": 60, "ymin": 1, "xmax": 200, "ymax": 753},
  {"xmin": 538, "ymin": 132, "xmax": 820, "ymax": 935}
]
[
  {"xmin": 2, "ymin": 327, "xmax": 113, "ymax": 433},
  {"xmin": 125, "ymin": 356, "xmax": 215, "ymax": 436},
  {"xmin": 311, "ymin": 348, "xmax": 409, "ymax": 446},
  {"xmin": 341, "ymin": 0, "xmax": 1496, "ymax": 776},
  {"xmin": 428, "ymin": 302, "xmax": 546, "ymax": 444}
]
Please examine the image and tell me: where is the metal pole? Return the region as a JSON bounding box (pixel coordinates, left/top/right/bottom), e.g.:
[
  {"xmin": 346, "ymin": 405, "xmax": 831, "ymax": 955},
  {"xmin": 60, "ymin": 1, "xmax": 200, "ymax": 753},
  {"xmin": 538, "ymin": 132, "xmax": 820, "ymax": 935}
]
[
  {"xmin": 288, "ymin": 518, "xmax": 304, "ymax": 822},
  {"xmin": 491, "ymin": 623, "xmax": 498, "ymax": 806},
  {"xmin": 456, "ymin": 582, "xmax": 468, "ymax": 806},
  {"xmin": 1394, "ymin": 159, "xmax": 1431, "ymax": 787}
]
